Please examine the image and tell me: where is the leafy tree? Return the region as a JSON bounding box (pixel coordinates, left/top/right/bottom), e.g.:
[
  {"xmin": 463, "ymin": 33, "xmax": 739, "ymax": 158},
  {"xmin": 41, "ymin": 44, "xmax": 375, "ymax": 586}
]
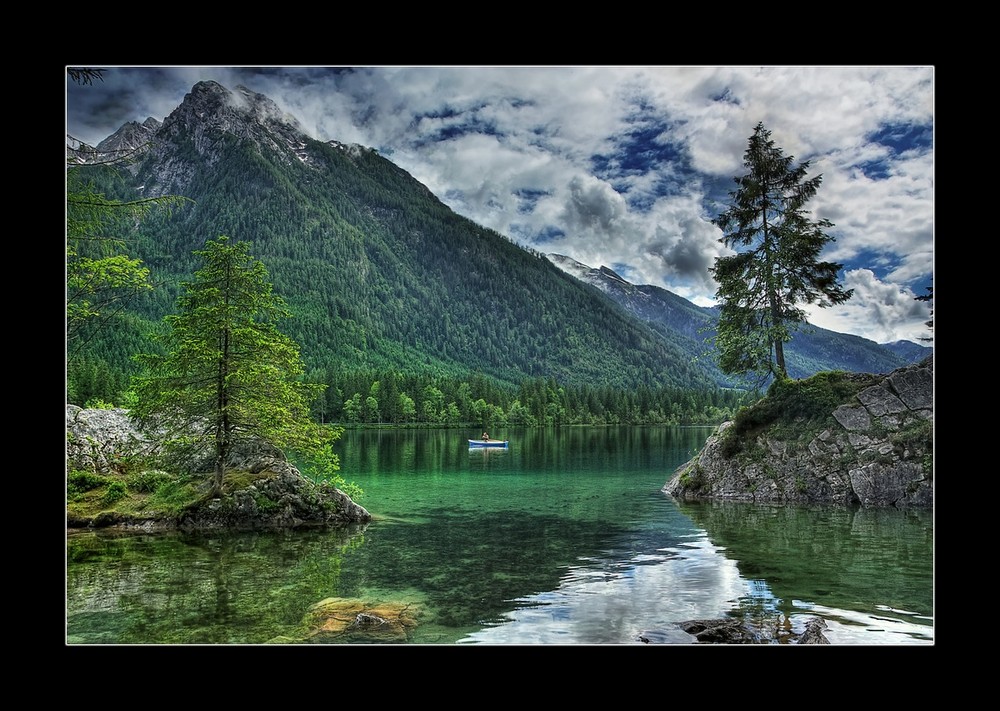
[
  {"xmin": 131, "ymin": 236, "xmax": 332, "ymax": 497},
  {"xmin": 343, "ymin": 393, "xmax": 362, "ymax": 422},
  {"xmin": 66, "ymin": 66, "xmax": 188, "ymax": 396},
  {"xmin": 67, "ymin": 165, "xmax": 156, "ymax": 346},
  {"xmin": 710, "ymin": 122, "xmax": 853, "ymax": 381}
]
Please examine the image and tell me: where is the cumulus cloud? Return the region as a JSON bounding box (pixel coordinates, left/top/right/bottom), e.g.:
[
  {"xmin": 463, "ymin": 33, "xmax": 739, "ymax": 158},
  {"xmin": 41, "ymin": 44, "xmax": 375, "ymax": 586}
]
[{"xmin": 806, "ymin": 269, "xmax": 933, "ymax": 344}]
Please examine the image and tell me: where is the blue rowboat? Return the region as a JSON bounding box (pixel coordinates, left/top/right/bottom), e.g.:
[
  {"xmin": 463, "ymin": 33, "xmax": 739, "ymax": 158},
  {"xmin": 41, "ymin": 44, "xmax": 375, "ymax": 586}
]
[{"xmin": 468, "ymin": 439, "xmax": 508, "ymax": 448}]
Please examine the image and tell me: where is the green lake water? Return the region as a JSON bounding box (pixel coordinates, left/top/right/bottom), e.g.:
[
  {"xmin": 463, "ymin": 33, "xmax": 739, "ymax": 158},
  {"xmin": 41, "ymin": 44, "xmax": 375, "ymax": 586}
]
[{"xmin": 66, "ymin": 426, "xmax": 934, "ymax": 645}]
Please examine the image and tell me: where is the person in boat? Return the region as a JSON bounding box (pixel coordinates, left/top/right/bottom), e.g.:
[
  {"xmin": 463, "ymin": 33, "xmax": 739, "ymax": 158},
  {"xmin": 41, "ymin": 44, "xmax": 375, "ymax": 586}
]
[{"xmin": 481, "ymin": 431, "xmax": 489, "ymax": 442}]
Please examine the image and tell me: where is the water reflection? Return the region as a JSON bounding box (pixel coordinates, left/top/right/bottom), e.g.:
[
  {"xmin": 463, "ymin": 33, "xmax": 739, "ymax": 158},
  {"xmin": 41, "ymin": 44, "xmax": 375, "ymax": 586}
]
[
  {"xmin": 458, "ymin": 533, "xmax": 747, "ymax": 644},
  {"xmin": 67, "ymin": 526, "xmax": 369, "ymax": 644},
  {"xmin": 67, "ymin": 427, "xmax": 932, "ymax": 645},
  {"xmin": 677, "ymin": 501, "xmax": 934, "ymax": 644}
]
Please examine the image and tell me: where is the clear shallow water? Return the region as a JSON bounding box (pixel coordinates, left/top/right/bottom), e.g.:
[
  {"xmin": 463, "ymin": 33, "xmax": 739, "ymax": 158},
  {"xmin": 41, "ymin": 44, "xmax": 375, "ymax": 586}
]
[{"xmin": 66, "ymin": 426, "xmax": 933, "ymax": 645}]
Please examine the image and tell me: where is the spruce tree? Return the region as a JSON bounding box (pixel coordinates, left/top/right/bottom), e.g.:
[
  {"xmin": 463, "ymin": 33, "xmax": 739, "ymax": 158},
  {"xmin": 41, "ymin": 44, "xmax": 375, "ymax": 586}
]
[
  {"xmin": 131, "ymin": 236, "xmax": 331, "ymax": 496},
  {"xmin": 710, "ymin": 122, "xmax": 853, "ymax": 381}
]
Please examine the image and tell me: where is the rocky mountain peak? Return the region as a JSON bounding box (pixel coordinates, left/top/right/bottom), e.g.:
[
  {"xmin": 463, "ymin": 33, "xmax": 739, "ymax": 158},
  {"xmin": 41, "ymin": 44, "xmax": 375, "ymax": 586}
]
[
  {"xmin": 547, "ymin": 253, "xmax": 639, "ymax": 299},
  {"xmin": 96, "ymin": 117, "xmax": 162, "ymax": 156},
  {"xmin": 162, "ymin": 80, "xmax": 304, "ymax": 141},
  {"xmin": 129, "ymin": 81, "xmax": 314, "ymax": 195},
  {"xmin": 68, "ymin": 117, "xmax": 163, "ymax": 166}
]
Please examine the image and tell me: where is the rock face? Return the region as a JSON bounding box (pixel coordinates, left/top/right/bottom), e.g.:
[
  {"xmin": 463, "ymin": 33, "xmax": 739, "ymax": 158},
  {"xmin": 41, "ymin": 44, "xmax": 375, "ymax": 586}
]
[
  {"xmin": 66, "ymin": 405, "xmax": 371, "ymax": 531},
  {"xmin": 664, "ymin": 357, "xmax": 933, "ymax": 508}
]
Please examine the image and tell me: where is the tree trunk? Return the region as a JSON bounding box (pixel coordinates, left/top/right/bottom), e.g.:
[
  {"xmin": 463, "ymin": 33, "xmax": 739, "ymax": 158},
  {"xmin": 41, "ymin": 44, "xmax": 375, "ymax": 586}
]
[
  {"xmin": 773, "ymin": 338, "xmax": 787, "ymax": 379},
  {"xmin": 212, "ymin": 454, "xmax": 225, "ymax": 498}
]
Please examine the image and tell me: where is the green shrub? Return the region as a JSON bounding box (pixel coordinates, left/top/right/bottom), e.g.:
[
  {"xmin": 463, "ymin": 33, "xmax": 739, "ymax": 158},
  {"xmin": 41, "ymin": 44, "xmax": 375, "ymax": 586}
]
[
  {"xmin": 68, "ymin": 469, "xmax": 109, "ymax": 495},
  {"xmin": 891, "ymin": 417, "xmax": 933, "ymax": 448},
  {"xmin": 297, "ymin": 444, "xmax": 365, "ymax": 501},
  {"xmin": 84, "ymin": 398, "xmax": 118, "ymax": 410},
  {"xmin": 678, "ymin": 463, "xmax": 705, "ymax": 491},
  {"xmin": 102, "ymin": 480, "xmax": 128, "ymax": 504},
  {"xmin": 126, "ymin": 470, "xmax": 173, "ymax": 493}
]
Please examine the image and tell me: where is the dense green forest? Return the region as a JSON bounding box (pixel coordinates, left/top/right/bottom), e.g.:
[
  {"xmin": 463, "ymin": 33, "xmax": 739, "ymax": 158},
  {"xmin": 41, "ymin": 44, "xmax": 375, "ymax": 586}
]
[
  {"xmin": 66, "ymin": 81, "xmax": 742, "ymax": 426},
  {"xmin": 66, "ymin": 147, "xmax": 736, "ymax": 425},
  {"xmin": 314, "ymin": 370, "xmax": 749, "ymax": 426}
]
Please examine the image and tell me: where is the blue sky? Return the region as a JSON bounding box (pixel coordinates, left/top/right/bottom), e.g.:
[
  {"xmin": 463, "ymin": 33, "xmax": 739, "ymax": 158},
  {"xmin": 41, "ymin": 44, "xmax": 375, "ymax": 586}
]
[{"xmin": 66, "ymin": 66, "xmax": 934, "ymax": 344}]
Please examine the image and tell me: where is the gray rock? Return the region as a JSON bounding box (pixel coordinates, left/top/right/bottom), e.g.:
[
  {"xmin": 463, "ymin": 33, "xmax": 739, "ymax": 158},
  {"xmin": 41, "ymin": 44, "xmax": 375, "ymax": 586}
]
[
  {"xmin": 888, "ymin": 366, "xmax": 933, "ymax": 410},
  {"xmin": 857, "ymin": 384, "xmax": 907, "ymax": 416},
  {"xmin": 675, "ymin": 617, "xmax": 830, "ymax": 644},
  {"xmin": 832, "ymin": 405, "xmax": 871, "ymax": 431},
  {"xmin": 665, "ymin": 356, "xmax": 932, "ymax": 508}
]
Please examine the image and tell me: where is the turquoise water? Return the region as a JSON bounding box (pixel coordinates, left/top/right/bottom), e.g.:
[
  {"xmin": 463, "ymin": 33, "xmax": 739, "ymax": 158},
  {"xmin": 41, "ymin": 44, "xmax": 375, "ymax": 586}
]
[{"xmin": 66, "ymin": 426, "xmax": 933, "ymax": 645}]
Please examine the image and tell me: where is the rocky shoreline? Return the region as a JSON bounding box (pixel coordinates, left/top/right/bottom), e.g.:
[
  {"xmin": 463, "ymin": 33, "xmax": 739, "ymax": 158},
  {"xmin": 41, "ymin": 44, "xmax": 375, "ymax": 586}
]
[{"xmin": 665, "ymin": 356, "xmax": 933, "ymax": 508}]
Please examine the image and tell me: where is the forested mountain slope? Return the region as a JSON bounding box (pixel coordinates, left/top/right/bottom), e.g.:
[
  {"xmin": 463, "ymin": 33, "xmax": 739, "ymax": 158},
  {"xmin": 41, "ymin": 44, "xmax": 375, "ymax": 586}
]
[{"xmin": 68, "ymin": 81, "xmax": 715, "ymax": 401}]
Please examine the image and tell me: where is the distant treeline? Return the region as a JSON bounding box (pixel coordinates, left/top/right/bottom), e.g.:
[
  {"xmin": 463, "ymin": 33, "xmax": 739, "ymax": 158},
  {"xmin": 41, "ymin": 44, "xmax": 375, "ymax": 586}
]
[
  {"xmin": 312, "ymin": 369, "xmax": 751, "ymax": 427},
  {"xmin": 68, "ymin": 357, "xmax": 751, "ymax": 427}
]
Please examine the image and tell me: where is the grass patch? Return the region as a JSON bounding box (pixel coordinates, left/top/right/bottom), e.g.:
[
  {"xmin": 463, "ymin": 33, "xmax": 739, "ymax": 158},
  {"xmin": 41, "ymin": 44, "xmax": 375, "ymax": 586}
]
[
  {"xmin": 68, "ymin": 470, "xmax": 208, "ymax": 521},
  {"xmin": 146, "ymin": 473, "xmax": 212, "ymax": 514},
  {"xmin": 126, "ymin": 470, "xmax": 173, "ymax": 493}
]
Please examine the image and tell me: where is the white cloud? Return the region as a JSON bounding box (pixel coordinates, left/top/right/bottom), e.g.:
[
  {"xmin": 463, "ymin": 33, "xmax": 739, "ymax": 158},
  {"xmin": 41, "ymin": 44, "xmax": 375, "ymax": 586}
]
[{"xmin": 806, "ymin": 268, "xmax": 933, "ymax": 344}]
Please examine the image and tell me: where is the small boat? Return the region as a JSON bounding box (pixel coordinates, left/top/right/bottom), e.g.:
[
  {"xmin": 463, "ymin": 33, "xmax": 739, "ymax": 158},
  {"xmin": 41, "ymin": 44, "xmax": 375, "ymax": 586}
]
[{"xmin": 468, "ymin": 439, "xmax": 509, "ymax": 448}]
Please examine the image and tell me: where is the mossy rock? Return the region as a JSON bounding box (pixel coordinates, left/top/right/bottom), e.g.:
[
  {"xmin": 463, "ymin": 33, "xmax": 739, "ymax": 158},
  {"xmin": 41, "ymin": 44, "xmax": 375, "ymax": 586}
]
[{"xmin": 297, "ymin": 597, "xmax": 421, "ymax": 643}]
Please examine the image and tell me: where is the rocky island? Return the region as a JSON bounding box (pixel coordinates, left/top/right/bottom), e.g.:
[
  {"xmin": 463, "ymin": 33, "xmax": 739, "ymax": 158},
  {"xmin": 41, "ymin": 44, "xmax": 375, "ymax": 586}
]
[
  {"xmin": 665, "ymin": 355, "xmax": 933, "ymax": 508},
  {"xmin": 66, "ymin": 404, "xmax": 371, "ymax": 532}
]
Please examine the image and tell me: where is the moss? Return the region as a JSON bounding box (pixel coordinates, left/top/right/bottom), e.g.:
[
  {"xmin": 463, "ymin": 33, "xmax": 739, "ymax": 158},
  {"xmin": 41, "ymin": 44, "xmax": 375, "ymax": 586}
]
[
  {"xmin": 678, "ymin": 463, "xmax": 706, "ymax": 491},
  {"xmin": 721, "ymin": 371, "xmax": 876, "ymax": 459},
  {"xmin": 252, "ymin": 491, "xmax": 281, "ymax": 512},
  {"xmin": 223, "ymin": 469, "xmax": 273, "ymax": 492}
]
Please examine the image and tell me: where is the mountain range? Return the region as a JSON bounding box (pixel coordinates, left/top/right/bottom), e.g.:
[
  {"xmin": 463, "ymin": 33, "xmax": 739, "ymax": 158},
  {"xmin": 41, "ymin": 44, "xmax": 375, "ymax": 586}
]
[
  {"xmin": 545, "ymin": 254, "xmax": 931, "ymax": 384},
  {"xmin": 68, "ymin": 80, "xmax": 930, "ymax": 401}
]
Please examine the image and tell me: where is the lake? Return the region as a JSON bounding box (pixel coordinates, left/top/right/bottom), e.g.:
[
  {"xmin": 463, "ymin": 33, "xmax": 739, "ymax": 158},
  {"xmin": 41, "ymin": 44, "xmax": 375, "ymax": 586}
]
[{"xmin": 66, "ymin": 426, "xmax": 934, "ymax": 645}]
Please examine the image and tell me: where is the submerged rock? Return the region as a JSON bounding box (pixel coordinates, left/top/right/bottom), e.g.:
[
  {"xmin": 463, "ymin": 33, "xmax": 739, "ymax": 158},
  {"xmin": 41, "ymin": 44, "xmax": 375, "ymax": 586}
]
[
  {"xmin": 296, "ymin": 597, "xmax": 421, "ymax": 643},
  {"xmin": 639, "ymin": 616, "xmax": 830, "ymax": 644}
]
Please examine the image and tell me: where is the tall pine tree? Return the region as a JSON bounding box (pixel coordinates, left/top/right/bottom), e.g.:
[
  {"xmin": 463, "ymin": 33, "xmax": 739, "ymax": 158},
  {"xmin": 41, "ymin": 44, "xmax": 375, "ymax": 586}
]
[
  {"xmin": 131, "ymin": 236, "xmax": 331, "ymax": 496},
  {"xmin": 710, "ymin": 122, "xmax": 853, "ymax": 381}
]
